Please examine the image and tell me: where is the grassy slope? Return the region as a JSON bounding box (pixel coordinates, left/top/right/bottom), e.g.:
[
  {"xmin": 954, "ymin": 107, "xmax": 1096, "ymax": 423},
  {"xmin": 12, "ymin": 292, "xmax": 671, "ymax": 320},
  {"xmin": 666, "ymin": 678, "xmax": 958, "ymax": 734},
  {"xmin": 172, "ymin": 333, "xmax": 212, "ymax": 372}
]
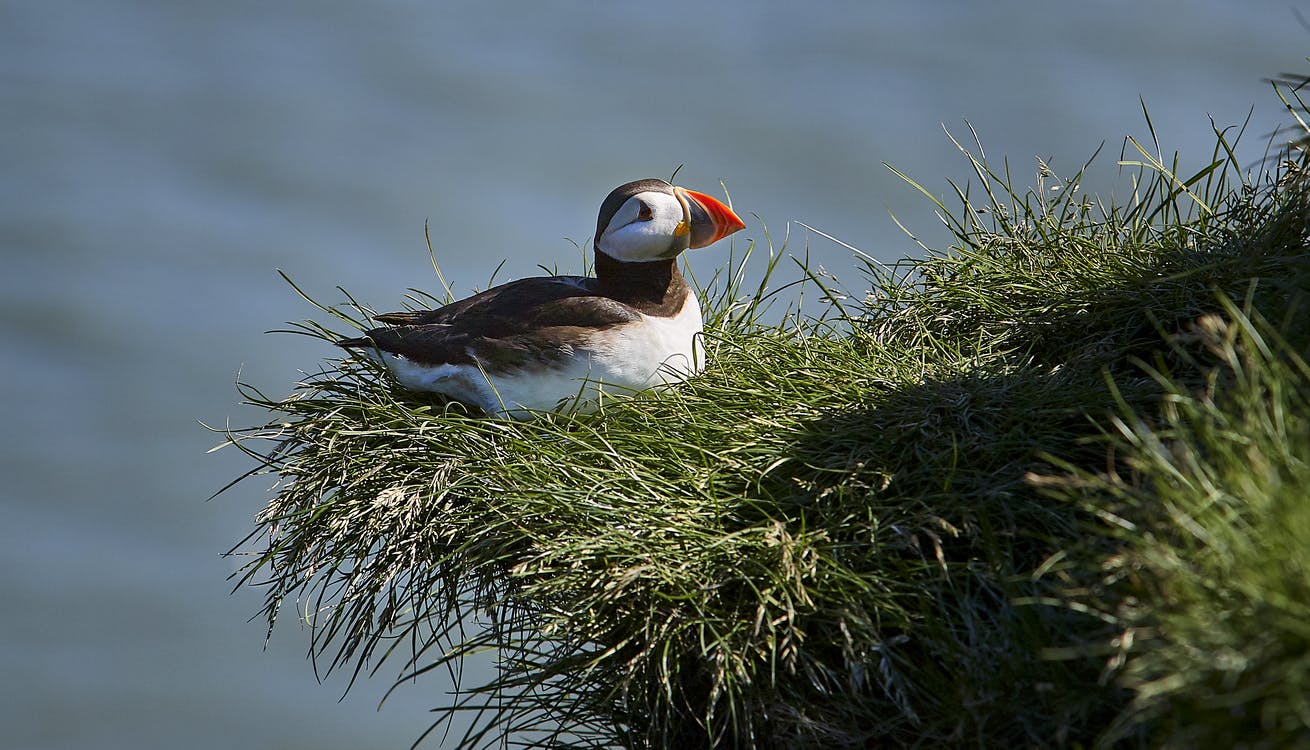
[{"xmin": 221, "ymin": 94, "xmax": 1310, "ymax": 749}]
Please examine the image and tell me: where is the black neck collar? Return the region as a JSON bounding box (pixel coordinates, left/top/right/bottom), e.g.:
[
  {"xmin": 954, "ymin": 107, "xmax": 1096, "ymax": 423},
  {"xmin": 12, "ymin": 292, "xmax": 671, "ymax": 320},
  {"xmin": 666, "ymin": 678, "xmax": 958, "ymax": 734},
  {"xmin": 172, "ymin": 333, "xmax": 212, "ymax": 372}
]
[{"xmin": 594, "ymin": 248, "xmax": 689, "ymax": 316}]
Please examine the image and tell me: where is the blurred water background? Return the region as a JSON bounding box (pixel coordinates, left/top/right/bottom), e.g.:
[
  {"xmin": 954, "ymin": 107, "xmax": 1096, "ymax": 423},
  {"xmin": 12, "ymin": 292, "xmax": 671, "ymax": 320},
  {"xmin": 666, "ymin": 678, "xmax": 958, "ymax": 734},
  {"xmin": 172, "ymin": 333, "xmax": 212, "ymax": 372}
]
[{"xmin": 2, "ymin": 2, "xmax": 1305, "ymax": 748}]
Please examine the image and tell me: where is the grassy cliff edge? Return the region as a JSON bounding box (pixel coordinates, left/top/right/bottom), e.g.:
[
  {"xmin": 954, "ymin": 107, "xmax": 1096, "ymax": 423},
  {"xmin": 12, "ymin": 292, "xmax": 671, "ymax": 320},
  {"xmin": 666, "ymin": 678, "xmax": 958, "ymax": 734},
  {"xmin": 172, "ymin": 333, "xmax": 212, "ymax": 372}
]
[{"xmin": 219, "ymin": 86, "xmax": 1310, "ymax": 749}]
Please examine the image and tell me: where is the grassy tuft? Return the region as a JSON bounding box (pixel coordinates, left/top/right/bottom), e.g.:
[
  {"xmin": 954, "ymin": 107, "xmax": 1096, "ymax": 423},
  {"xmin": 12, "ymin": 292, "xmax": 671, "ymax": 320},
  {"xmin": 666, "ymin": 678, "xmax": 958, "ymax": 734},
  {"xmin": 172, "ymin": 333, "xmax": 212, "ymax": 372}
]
[
  {"xmin": 217, "ymin": 81, "xmax": 1310, "ymax": 748},
  {"xmin": 1034, "ymin": 298, "xmax": 1310, "ymax": 750}
]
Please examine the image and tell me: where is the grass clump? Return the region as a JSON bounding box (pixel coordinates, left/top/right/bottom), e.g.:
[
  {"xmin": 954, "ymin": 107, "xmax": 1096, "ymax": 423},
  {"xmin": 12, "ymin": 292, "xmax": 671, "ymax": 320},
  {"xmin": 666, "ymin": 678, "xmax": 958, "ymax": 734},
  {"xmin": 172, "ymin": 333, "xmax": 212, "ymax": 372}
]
[
  {"xmin": 218, "ymin": 83, "xmax": 1310, "ymax": 748},
  {"xmin": 1035, "ymin": 299, "xmax": 1310, "ymax": 750}
]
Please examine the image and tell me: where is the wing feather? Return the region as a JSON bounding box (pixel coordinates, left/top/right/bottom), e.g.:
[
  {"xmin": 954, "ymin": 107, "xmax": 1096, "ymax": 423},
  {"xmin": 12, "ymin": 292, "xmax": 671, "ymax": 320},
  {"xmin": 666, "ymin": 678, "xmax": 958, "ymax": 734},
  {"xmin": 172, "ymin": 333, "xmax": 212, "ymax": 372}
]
[{"xmin": 338, "ymin": 276, "xmax": 642, "ymax": 369}]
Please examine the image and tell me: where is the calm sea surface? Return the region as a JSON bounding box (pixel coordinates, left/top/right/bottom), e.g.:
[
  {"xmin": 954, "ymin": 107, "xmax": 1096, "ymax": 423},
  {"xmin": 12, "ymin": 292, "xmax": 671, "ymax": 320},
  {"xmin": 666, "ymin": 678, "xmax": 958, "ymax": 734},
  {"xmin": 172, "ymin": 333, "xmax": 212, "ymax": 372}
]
[{"xmin": 2, "ymin": 2, "xmax": 1303, "ymax": 747}]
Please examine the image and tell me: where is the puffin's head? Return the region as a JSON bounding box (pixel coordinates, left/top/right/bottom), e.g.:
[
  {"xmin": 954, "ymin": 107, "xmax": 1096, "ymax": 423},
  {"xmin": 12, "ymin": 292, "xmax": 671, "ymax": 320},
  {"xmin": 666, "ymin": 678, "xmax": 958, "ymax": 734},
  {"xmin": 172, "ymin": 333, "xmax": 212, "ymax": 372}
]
[{"xmin": 594, "ymin": 178, "xmax": 745, "ymax": 262}]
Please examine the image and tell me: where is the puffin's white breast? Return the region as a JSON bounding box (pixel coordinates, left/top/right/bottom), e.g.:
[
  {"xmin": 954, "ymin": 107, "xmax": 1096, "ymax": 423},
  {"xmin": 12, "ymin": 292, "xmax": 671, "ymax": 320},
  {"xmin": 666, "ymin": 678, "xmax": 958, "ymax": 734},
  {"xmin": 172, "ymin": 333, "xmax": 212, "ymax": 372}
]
[{"xmin": 584, "ymin": 292, "xmax": 704, "ymax": 389}]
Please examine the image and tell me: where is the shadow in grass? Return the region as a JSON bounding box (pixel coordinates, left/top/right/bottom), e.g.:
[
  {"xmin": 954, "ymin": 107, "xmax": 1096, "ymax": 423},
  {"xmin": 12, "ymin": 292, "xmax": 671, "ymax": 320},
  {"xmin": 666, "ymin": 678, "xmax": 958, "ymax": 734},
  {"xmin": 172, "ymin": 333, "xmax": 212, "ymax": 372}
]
[{"xmin": 748, "ymin": 364, "xmax": 1132, "ymax": 747}]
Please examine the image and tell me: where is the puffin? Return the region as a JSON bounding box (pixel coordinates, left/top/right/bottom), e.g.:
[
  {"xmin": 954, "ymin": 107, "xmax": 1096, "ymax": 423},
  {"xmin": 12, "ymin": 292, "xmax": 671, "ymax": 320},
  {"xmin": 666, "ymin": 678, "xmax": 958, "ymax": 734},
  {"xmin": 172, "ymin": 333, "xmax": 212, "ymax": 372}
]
[{"xmin": 336, "ymin": 178, "xmax": 746, "ymax": 418}]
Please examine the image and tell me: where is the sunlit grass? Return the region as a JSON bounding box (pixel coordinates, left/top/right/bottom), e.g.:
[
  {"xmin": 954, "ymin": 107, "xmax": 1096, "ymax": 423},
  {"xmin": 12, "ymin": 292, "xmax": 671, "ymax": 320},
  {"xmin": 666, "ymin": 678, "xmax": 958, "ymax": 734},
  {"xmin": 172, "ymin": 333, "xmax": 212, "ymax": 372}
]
[{"xmin": 216, "ymin": 79, "xmax": 1310, "ymax": 748}]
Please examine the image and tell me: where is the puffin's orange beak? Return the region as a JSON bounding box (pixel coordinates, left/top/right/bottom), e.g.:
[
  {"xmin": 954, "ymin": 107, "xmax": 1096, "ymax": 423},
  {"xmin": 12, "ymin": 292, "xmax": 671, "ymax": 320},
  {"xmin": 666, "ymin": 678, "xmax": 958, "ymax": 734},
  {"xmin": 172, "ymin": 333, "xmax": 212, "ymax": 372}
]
[{"xmin": 675, "ymin": 187, "xmax": 746, "ymax": 249}]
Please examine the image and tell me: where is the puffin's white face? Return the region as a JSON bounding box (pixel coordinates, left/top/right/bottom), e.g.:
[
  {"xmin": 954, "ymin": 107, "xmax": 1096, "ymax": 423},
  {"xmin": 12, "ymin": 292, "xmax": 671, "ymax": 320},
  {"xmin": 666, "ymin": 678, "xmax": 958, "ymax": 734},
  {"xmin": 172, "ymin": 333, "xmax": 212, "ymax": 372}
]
[{"xmin": 596, "ymin": 190, "xmax": 691, "ymax": 262}]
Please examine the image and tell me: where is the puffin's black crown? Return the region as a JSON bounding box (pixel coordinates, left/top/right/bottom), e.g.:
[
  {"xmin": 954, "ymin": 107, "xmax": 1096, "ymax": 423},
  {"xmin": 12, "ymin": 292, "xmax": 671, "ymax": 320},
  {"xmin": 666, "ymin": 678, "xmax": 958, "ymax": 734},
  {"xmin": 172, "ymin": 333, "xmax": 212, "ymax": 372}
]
[{"xmin": 595, "ymin": 178, "xmax": 674, "ymax": 241}]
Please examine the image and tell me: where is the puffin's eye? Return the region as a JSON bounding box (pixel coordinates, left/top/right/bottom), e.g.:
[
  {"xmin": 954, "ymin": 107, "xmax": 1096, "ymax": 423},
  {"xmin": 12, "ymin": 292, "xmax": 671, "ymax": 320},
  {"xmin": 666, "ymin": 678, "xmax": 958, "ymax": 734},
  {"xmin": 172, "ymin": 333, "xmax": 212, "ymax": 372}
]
[{"xmin": 636, "ymin": 203, "xmax": 653, "ymax": 221}]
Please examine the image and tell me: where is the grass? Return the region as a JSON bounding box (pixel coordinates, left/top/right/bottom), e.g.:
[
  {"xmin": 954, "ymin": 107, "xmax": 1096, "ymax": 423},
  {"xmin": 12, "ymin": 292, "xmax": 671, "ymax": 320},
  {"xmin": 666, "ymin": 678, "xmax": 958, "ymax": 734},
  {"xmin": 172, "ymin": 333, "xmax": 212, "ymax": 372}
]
[
  {"xmin": 1033, "ymin": 297, "xmax": 1310, "ymax": 750},
  {"xmin": 217, "ymin": 80, "xmax": 1310, "ymax": 748}
]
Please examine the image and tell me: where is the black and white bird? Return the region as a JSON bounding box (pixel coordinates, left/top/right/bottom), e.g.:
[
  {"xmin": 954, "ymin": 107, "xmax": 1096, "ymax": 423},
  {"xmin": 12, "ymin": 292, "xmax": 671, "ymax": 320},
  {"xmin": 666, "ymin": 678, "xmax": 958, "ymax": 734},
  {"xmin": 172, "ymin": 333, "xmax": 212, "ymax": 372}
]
[{"xmin": 336, "ymin": 178, "xmax": 746, "ymax": 418}]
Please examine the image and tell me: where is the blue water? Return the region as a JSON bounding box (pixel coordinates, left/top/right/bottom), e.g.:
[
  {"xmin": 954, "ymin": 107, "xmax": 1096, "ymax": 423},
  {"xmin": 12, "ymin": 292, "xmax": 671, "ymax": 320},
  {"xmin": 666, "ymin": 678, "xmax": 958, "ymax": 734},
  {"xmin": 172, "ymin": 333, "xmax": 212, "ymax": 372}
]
[{"xmin": 2, "ymin": 2, "xmax": 1302, "ymax": 747}]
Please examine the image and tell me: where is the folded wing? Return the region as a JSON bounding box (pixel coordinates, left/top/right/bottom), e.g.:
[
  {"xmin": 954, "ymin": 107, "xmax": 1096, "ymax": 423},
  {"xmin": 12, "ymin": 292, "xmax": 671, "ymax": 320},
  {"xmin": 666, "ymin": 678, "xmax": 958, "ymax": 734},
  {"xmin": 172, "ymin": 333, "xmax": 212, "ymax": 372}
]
[{"xmin": 336, "ymin": 276, "xmax": 643, "ymax": 370}]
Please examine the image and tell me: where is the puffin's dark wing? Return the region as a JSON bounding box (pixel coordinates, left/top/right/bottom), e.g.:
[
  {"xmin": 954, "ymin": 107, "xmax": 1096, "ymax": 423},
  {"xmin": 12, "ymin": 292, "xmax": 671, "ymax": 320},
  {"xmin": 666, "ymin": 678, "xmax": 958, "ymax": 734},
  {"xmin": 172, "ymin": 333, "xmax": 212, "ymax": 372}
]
[
  {"xmin": 366, "ymin": 276, "xmax": 640, "ymax": 337},
  {"xmin": 339, "ymin": 324, "xmax": 472, "ymax": 365},
  {"xmin": 336, "ymin": 276, "xmax": 644, "ymax": 368},
  {"xmin": 339, "ymin": 323, "xmax": 606, "ymax": 372},
  {"xmin": 372, "ymin": 277, "xmax": 593, "ymax": 326}
]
